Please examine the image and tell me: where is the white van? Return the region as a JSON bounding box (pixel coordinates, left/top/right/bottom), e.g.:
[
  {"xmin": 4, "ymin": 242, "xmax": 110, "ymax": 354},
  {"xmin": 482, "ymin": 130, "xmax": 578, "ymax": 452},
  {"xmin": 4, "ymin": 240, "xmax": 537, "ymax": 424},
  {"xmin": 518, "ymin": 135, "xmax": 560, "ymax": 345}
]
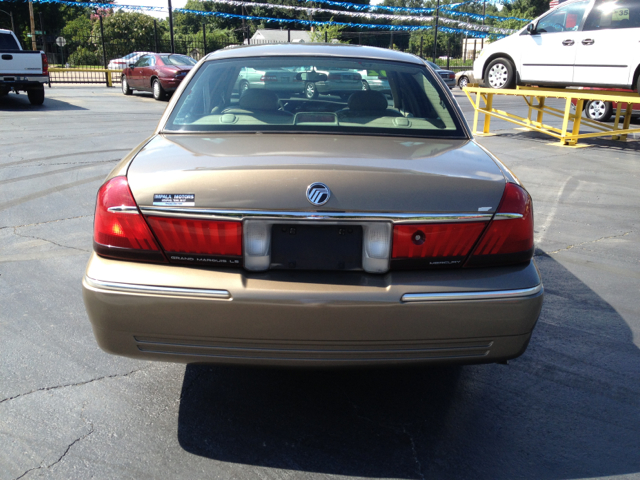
[{"xmin": 473, "ymin": 0, "xmax": 640, "ymax": 93}]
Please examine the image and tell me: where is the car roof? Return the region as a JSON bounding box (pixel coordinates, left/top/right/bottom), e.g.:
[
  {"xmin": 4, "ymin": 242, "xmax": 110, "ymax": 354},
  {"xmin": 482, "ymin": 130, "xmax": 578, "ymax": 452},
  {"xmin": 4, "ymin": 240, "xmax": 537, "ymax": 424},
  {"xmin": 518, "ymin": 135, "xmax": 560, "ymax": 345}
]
[{"xmin": 204, "ymin": 44, "xmax": 426, "ymax": 65}]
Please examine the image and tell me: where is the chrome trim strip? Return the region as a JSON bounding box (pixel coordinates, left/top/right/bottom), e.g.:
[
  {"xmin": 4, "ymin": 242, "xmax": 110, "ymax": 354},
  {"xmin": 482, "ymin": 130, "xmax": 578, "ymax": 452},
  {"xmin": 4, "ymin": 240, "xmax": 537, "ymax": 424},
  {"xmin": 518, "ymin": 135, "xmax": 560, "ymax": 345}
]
[
  {"xmin": 107, "ymin": 206, "xmax": 140, "ymax": 214},
  {"xmin": 494, "ymin": 213, "xmax": 523, "ymax": 220},
  {"xmin": 83, "ymin": 276, "xmax": 231, "ymax": 300},
  {"xmin": 140, "ymin": 207, "xmax": 494, "ymax": 224},
  {"xmin": 401, "ymin": 284, "xmax": 542, "ymax": 303}
]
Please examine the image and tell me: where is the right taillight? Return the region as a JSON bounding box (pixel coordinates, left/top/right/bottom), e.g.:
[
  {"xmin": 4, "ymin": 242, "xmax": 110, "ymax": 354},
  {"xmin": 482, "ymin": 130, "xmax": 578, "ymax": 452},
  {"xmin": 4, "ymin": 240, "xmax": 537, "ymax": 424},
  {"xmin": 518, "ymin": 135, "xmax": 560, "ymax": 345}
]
[
  {"xmin": 465, "ymin": 182, "xmax": 534, "ymax": 267},
  {"xmin": 93, "ymin": 176, "xmax": 166, "ymax": 263},
  {"xmin": 41, "ymin": 52, "xmax": 48, "ymax": 75}
]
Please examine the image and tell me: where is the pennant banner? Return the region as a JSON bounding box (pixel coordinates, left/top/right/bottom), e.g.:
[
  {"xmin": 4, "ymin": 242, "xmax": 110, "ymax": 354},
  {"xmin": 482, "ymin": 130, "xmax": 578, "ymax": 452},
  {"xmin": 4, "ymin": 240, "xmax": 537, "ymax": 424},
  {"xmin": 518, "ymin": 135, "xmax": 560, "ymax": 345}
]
[{"xmin": 13, "ymin": 0, "xmax": 510, "ymax": 37}]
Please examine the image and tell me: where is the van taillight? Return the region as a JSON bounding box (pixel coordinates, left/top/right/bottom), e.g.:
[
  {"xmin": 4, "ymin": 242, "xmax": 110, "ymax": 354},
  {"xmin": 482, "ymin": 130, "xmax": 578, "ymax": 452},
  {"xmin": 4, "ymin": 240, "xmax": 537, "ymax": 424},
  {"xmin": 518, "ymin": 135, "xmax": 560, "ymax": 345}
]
[
  {"xmin": 41, "ymin": 53, "xmax": 48, "ymax": 75},
  {"xmin": 466, "ymin": 182, "xmax": 534, "ymax": 267},
  {"xmin": 145, "ymin": 217, "xmax": 242, "ymax": 259},
  {"xmin": 93, "ymin": 177, "xmax": 166, "ymax": 262},
  {"xmin": 391, "ymin": 222, "xmax": 487, "ymax": 269}
]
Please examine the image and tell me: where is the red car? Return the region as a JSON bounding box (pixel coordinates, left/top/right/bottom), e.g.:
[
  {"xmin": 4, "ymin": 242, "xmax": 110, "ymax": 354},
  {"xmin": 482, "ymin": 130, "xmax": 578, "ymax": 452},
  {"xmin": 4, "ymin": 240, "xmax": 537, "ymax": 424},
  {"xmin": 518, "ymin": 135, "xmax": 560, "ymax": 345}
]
[
  {"xmin": 572, "ymin": 88, "xmax": 640, "ymax": 123},
  {"xmin": 121, "ymin": 53, "xmax": 197, "ymax": 101}
]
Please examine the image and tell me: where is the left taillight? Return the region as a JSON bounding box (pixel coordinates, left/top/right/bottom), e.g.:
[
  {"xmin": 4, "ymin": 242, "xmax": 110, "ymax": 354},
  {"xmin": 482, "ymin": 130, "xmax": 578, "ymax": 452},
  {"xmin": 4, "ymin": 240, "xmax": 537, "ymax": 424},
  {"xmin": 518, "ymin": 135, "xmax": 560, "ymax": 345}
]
[
  {"xmin": 41, "ymin": 52, "xmax": 48, "ymax": 75},
  {"xmin": 93, "ymin": 176, "xmax": 166, "ymax": 263}
]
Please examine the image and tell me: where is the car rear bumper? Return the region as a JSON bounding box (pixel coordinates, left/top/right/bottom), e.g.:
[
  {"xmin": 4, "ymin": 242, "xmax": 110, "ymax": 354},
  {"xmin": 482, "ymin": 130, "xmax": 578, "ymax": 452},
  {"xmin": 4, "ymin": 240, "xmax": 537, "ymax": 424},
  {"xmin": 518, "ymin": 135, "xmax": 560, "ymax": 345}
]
[{"xmin": 82, "ymin": 253, "xmax": 543, "ymax": 366}]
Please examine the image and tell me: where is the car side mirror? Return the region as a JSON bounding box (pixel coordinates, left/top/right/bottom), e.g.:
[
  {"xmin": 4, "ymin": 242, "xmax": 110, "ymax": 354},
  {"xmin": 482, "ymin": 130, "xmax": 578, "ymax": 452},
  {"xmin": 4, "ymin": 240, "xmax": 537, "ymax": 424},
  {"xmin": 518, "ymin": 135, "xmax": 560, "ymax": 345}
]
[
  {"xmin": 526, "ymin": 23, "xmax": 537, "ymax": 34},
  {"xmin": 128, "ymin": 63, "xmax": 136, "ymax": 69}
]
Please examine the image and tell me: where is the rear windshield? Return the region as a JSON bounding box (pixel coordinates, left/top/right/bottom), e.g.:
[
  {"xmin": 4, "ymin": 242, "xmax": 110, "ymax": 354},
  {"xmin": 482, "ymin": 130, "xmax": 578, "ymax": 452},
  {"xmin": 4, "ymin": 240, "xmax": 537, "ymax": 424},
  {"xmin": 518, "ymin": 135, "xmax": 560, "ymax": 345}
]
[
  {"xmin": 160, "ymin": 54, "xmax": 197, "ymax": 66},
  {"xmin": 0, "ymin": 32, "xmax": 20, "ymax": 50},
  {"xmin": 164, "ymin": 56, "xmax": 465, "ymax": 138}
]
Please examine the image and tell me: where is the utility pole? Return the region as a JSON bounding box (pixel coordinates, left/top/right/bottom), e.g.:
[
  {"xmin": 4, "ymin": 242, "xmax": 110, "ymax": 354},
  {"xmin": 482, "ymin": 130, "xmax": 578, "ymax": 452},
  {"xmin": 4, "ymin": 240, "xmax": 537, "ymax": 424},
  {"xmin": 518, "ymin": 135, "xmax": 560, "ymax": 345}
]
[
  {"xmin": 168, "ymin": 0, "xmax": 175, "ymax": 54},
  {"xmin": 28, "ymin": 0, "xmax": 37, "ymax": 50},
  {"xmin": 432, "ymin": 0, "xmax": 440, "ymax": 62}
]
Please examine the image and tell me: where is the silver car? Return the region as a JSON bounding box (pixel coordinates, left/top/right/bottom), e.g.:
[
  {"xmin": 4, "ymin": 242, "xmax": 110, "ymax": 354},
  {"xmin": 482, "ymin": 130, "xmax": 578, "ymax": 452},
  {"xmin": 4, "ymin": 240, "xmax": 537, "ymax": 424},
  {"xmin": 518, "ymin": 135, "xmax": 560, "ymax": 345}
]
[
  {"xmin": 426, "ymin": 61, "xmax": 457, "ymax": 89},
  {"xmin": 82, "ymin": 44, "xmax": 543, "ymax": 367},
  {"xmin": 235, "ymin": 67, "xmax": 304, "ymax": 96}
]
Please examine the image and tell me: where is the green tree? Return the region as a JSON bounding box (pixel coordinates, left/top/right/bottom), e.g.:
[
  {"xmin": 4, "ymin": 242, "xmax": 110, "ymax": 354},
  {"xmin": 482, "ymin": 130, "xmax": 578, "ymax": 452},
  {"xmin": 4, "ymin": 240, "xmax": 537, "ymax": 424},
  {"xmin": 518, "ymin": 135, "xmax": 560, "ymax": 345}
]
[{"xmin": 309, "ymin": 19, "xmax": 349, "ymax": 43}]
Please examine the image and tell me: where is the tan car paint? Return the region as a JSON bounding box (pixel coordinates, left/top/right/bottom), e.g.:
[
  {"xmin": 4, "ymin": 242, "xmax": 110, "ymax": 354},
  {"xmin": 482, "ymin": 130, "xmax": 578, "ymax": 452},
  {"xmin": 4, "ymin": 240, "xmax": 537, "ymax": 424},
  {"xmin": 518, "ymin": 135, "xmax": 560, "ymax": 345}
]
[{"xmin": 126, "ymin": 134, "xmax": 506, "ymax": 214}]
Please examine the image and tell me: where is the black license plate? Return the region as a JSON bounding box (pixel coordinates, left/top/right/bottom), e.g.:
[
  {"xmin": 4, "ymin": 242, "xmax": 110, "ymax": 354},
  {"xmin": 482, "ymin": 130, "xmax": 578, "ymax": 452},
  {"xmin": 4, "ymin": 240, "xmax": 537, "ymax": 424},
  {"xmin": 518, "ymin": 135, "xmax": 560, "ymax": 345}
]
[{"xmin": 270, "ymin": 224, "xmax": 363, "ymax": 271}]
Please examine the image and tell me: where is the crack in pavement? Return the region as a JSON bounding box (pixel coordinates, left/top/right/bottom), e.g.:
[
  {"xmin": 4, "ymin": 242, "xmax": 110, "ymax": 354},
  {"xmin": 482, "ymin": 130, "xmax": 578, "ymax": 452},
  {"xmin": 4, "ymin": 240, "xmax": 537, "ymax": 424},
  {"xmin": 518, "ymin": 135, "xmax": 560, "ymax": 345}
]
[
  {"xmin": 402, "ymin": 426, "xmax": 425, "ymax": 480},
  {"xmin": 0, "ymin": 214, "xmax": 93, "ymax": 231},
  {"xmin": 342, "ymin": 390, "xmax": 425, "ymax": 478},
  {"xmin": 14, "ymin": 424, "xmax": 95, "ymax": 480},
  {"xmin": 0, "ymin": 369, "xmax": 143, "ymax": 405},
  {"xmin": 12, "ymin": 227, "xmax": 91, "ymax": 253},
  {"xmin": 536, "ymin": 231, "xmax": 633, "ymax": 256}
]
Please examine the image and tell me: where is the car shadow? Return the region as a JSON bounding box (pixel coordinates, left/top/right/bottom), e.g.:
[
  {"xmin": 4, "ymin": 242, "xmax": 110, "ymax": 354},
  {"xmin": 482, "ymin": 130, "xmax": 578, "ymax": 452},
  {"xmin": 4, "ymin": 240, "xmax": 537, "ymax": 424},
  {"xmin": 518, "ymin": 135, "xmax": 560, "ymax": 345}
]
[
  {"xmin": 0, "ymin": 92, "xmax": 87, "ymax": 111},
  {"xmin": 177, "ymin": 253, "xmax": 640, "ymax": 479}
]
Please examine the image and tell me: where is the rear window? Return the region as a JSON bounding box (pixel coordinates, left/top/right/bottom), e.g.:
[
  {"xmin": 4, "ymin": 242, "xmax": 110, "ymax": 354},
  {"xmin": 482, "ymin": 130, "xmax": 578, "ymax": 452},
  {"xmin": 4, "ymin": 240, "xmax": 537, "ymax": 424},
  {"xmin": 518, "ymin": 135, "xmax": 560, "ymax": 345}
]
[
  {"xmin": 160, "ymin": 54, "xmax": 196, "ymax": 66},
  {"xmin": 164, "ymin": 56, "xmax": 465, "ymax": 138},
  {"xmin": 0, "ymin": 32, "xmax": 20, "ymax": 50}
]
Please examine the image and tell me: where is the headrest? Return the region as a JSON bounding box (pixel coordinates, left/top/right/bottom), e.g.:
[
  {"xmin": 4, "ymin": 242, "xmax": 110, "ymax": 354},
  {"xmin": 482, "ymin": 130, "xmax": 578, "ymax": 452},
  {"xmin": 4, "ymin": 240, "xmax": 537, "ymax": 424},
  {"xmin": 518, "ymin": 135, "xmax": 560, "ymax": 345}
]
[
  {"xmin": 348, "ymin": 91, "xmax": 388, "ymax": 112},
  {"xmin": 239, "ymin": 89, "xmax": 279, "ymax": 111}
]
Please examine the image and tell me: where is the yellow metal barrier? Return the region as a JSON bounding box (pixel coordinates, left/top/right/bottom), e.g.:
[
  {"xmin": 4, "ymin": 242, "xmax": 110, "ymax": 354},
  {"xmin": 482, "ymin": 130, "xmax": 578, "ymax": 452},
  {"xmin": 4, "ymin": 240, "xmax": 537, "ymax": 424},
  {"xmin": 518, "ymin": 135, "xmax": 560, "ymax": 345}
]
[
  {"xmin": 463, "ymin": 85, "xmax": 640, "ymax": 146},
  {"xmin": 49, "ymin": 68, "xmax": 123, "ymax": 88}
]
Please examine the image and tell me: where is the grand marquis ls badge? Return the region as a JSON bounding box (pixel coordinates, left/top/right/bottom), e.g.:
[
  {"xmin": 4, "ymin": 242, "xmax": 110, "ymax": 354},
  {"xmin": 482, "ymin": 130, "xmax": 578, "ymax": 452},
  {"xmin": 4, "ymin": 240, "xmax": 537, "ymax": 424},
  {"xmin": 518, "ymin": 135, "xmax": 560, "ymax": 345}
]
[{"xmin": 306, "ymin": 183, "xmax": 331, "ymax": 206}]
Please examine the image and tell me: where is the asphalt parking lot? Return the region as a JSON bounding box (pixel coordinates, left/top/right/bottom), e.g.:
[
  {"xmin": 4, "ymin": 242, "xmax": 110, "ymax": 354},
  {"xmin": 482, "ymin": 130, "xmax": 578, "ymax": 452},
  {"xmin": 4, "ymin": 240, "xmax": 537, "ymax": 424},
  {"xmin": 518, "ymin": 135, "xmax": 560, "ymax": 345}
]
[{"xmin": 1, "ymin": 86, "xmax": 639, "ymax": 480}]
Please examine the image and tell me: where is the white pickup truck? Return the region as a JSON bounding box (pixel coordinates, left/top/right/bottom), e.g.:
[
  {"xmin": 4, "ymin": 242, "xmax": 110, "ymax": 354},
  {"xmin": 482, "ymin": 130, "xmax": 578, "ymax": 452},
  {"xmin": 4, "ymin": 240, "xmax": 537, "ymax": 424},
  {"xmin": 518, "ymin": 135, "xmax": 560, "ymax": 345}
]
[{"xmin": 0, "ymin": 28, "xmax": 49, "ymax": 105}]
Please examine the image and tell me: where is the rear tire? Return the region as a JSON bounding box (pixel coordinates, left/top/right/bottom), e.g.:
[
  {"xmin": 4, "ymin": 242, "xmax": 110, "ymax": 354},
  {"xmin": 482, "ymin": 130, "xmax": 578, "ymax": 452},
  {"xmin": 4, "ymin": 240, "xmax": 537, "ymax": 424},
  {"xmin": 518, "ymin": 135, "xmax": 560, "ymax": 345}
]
[
  {"xmin": 362, "ymin": 80, "xmax": 370, "ymax": 91},
  {"xmin": 152, "ymin": 79, "xmax": 166, "ymax": 101},
  {"xmin": 305, "ymin": 82, "xmax": 318, "ymax": 99},
  {"xmin": 636, "ymin": 74, "xmax": 640, "ymax": 95},
  {"xmin": 27, "ymin": 85, "xmax": 45, "ymax": 105},
  {"xmin": 585, "ymin": 100, "xmax": 612, "ymax": 122},
  {"xmin": 458, "ymin": 75, "xmax": 469, "ymax": 89},
  {"xmin": 485, "ymin": 58, "xmax": 515, "ymax": 89},
  {"xmin": 122, "ymin": 76, "xmax": 132, "ymax": 95}
]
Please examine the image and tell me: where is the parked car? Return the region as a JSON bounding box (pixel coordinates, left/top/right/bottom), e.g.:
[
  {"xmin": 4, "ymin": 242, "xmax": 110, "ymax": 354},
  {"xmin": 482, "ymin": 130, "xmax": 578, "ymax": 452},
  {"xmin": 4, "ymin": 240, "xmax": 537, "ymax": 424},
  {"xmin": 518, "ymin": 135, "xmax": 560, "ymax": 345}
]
[
  {"xmin": 455, "ymin": 70, "xmax": 477, "ymax": 89},
  {"xmin": 297, "ymin": 66, "xmax": 363, "ymax": 99},
  {"xmin": 82, "ymin": 44, "xmax": 543, "ymax": 367},
  {"xmin": 426, "ymin": 61, "xmax": 456, "ymax": 89},
  {"xmin": 571, "ymin": 87, "xmax": 640, "ymax": 121},
  {"xmin": 234, "ymin": 67, "xmax": 304, "ymax": 96},
  {"xmin": 0, "ymin": 28, "xmax": 49, "ymax": 105},
  {"xmin": 121, "ymin": 53, "xmax": 196, "ymax": 100},
  {"xmin": 358, "ymin": 69, "xmax": 391, "ymax": 93},
  {"xmin": 473, "ymin": 0, "xmax": 640, "ymax": 93},
  {"xmin": 107, "ymin": 51, "xmax": 152, "ymax": 70}
]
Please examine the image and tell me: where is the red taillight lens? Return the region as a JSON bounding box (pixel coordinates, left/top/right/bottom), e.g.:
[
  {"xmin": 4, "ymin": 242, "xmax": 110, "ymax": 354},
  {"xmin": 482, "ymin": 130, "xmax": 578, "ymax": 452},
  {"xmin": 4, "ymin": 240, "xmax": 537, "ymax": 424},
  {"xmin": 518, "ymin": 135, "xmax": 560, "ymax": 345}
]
[
  {"xmin": 391, "ymin": 222, "xmax": 487, "ymax": 269},
  {"xmin": 328, "ymin": 73, "xmax": 341, "ymax": 81},
  {"xmin": 93, "ymin": 177, "xmax": 165, "ymax": 262},
  {"xmin": 466, "ymin": 182, "xmax": 534, "ymax": 267},
  {"xmin": 146, "ymin": 217, "xmax": 242, "ymax": 258},
  {"xmin": 41, "ymin": 53, "xmax": 48, "ymax": 75}
]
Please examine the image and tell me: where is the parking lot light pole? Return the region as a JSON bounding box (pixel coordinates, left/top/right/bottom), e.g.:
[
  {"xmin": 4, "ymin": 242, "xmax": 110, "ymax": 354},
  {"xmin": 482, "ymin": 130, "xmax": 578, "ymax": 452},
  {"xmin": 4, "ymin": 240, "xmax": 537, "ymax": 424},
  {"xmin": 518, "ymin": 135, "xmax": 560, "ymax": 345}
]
[
  {"xmin": 168, "ymin": 0, "xmax": 175, "ymax": 54},
  {"xmin": 0, "ymin": 9, "xmax": 15, "ymax": 32}
]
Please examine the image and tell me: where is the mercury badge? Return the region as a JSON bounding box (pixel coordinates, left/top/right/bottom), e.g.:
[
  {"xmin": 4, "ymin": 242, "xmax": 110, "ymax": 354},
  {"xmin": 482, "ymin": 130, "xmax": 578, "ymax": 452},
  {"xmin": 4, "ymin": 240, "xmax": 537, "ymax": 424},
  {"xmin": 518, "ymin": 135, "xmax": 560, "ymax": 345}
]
[{"xmin": 306, "ymin": 183, "xmax": 331, "ymax": 206}]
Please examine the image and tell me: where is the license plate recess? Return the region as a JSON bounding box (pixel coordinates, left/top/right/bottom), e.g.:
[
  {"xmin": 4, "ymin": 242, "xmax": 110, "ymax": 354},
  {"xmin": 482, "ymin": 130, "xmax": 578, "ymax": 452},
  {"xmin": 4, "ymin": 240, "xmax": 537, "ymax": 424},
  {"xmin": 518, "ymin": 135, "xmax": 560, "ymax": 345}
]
[{"xmin": 270, "ymin": 224, "xmax": 363, "ymax": 271}]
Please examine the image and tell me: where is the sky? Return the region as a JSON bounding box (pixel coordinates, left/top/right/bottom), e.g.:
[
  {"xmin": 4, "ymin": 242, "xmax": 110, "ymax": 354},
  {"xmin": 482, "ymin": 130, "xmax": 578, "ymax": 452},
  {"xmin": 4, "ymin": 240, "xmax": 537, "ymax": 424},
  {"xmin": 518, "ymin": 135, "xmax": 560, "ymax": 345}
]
[{"xmin": 114, "ymin": 0, "xmax": 386, "ymax": 19}]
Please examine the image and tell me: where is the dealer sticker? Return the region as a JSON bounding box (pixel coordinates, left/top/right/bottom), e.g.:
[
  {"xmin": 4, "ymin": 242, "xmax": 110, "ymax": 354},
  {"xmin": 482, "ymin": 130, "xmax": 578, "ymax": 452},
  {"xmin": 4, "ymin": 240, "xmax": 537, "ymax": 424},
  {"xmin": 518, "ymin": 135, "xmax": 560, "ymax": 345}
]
[{"xmin": 153, "ymin": 194, "xmax": 195, "ymax": 206}]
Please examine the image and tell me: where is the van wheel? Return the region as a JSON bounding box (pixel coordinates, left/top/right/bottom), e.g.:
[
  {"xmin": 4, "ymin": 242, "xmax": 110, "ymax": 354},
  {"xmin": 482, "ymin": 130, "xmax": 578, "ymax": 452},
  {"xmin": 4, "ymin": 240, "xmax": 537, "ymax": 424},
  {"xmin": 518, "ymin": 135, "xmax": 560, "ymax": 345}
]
[
  {"xmin": 458, "ymin": 75, "xmax": 469, "ymax": 89},
  {"xmin": 485, "ymin": 58, "xmax": 515, "ymax": 89},
  {"xmin": 585, "ymin": 100, "xmax": 612, "ymax": 122},
  {"xmin": 27, "ymin": 85, "xmax": 45, "ymax": 105}
]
